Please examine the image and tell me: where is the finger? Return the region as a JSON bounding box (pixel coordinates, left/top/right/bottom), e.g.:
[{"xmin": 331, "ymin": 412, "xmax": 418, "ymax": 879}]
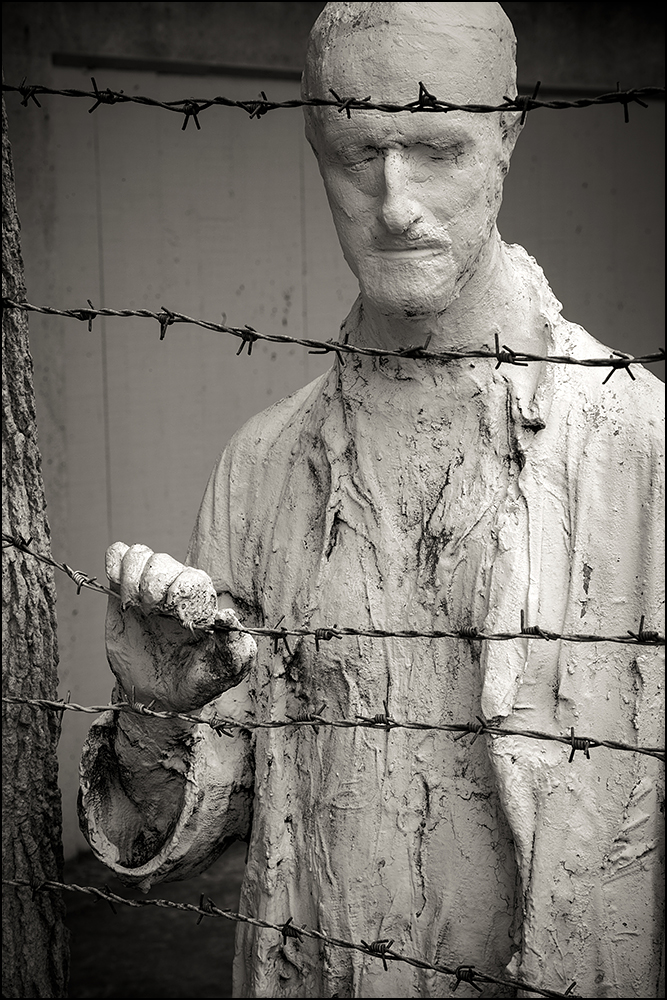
[
  {"xmin": 216, "ymin": 607, "xmax": 257, "ymax": 673},
  {"xmin": 164, "ymin": 567, "xmax": 218, "ymax": 629},
  {"xmin": 119, "ymin": 544, "xmax": 154, "ymax": 609},
  {"xmin": 139, "ymin": 552, "xmax": 186, "ymax": 612},
  {"xmin": 105, "ymin": 541, "xmax": 129, "ymax": 589},
  {"xmin": 215, "ymin": 606, "xmax": 244, "ymax": 631}
]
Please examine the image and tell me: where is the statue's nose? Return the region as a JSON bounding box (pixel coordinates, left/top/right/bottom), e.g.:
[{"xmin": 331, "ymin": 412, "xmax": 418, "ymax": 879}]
[{"xmin": 379, "ymin": 150, "xmax": 423, "ymax": 234}]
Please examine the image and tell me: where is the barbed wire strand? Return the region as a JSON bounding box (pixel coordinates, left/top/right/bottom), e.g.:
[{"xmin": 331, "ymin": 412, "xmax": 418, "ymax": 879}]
[
  {"xmin": 3, "ymin": 78, "xmax": 663, "ymax": 127},
  {"xmin": 2, "ymin": 878, "xmax": 579, "ymax": 998},
  {"xmin": 2, "ymin": 299, "xmax": 664, "ymax": 381},
  {"xmin": 3, "ymin": 536, "xmax": 664, "ymax": 650},
  {"xmin": 3, "ymin": 695, "xmax": 664, "ymax": 761}
]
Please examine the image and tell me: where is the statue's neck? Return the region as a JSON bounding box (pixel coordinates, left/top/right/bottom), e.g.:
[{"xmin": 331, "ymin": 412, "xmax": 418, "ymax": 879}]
[{"xmin": 350, "ymin": 232, "xmax": 542, "ymax": 359}]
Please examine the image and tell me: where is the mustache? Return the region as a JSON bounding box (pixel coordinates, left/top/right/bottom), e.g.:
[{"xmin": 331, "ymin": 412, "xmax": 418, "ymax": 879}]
[{"xmin": 371, "ymin": 229, "xmax": 451, "ymax": 252}]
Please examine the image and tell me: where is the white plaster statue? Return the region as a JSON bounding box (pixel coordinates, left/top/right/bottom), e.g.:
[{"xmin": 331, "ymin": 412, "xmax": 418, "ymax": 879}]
[{"xmin": 79, "ymin": 4, "xmax": 665, "ymax": 997}]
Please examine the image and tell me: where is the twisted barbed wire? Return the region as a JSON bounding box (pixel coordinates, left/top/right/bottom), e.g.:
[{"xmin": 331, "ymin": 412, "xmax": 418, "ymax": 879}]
[
  {"xmin": 3, "ymin": 78, "xmax": 663, "ymax": 127},
  {"xmin": 2, "ymin": 877, "xmax": 579, "ymax": 998},
  {"xmin": 3, "ymin": 535, "xmax": 664, "ymax": 649},
  {"xmin": 3, "ymin": 299, "xmax": 664, "ymax": 380},
  {"xmin": 3, "ymin": 694, "xmax": 664, "ymax": 761}
]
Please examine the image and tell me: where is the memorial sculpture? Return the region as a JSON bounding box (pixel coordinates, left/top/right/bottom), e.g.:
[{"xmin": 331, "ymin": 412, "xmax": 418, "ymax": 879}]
[{"xmin": 79, "ymin": 4, "xmax": 665, "ymax": 997}]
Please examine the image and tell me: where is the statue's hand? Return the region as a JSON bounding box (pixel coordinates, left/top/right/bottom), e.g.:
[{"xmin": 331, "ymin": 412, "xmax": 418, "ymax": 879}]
[{"xmin": 104, "ymin": 542, "xmax": 256, "ymax": 713}]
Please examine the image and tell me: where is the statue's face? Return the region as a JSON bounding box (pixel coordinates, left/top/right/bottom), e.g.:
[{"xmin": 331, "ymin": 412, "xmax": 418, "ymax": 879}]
[
  {"xmin": 311, "ymin": 109, "xmax": 509, "ymax": 318},
  {"xmin": 303, "ymin": 3, "xmax": 519, "ymax": 318}
]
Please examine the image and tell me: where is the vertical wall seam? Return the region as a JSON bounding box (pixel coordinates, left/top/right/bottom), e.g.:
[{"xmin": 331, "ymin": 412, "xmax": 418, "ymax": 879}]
[{"xmin": 92, "ymin": 114, "xmax": 113, "ymax": 543}]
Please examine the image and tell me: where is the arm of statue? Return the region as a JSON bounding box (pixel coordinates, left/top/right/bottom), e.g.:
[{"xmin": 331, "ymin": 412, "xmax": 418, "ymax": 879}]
[{"xmin": 78, "ymin": 542, "xmax": 257, "ymax": 889}]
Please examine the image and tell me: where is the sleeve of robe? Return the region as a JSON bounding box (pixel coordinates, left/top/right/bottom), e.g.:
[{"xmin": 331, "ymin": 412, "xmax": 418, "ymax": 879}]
[
  {"xmin": 78, "ymin": 383, "xmax": 320, "ymax": 889},
  {"xmin": 77, "ymin": 430, "xmax": 254, "ymax": 890},
  {"xmin": 482, "ymin": 349, "xmax": 665, "ymax": 998}
]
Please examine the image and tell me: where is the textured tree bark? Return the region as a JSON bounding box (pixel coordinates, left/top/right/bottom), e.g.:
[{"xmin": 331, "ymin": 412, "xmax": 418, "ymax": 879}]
[{"xmin": 2, "ymin": 93, "xmax": 69, "ymax": 998}]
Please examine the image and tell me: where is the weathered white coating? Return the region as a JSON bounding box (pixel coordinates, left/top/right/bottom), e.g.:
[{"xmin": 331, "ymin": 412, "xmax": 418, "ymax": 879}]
[{"xmin": 79, "ymin": 4, "xmax": 665, "ymax": 997}]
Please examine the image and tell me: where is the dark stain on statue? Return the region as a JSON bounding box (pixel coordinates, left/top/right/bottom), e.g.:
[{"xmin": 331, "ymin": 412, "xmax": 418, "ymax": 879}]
[
  {"xmin": 583, "ymin": 562, "xmax": 593, "ymax": 594},
  {"xmin": 326, "ymin": 511, "xmax": 344, "ymax": 559}
]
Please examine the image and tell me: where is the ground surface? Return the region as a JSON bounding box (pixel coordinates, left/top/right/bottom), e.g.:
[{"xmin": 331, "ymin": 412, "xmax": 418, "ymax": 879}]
[{"xmin": 64, "ymin": 841, "xmax": 247, "ymax": 998}]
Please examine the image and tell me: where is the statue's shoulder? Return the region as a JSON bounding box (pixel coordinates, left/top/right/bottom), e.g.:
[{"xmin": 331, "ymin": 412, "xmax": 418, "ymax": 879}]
[
  {"xmin": 544, "ymin": 317, "xmax": 664, "ymax": 479},
  {"xmin": 504, "ymin": 243, "xmax": 664, "ymax": 441},
  {"xmin": 555, "ymin": 316, "xmax": 664, "ymax": 424},
  {"xmin": 225, "ymin": 369, "xmax": 331, "ymax": 466}
]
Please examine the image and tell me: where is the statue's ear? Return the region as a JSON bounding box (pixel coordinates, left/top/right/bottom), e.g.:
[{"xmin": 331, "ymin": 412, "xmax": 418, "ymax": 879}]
[{"xmin": 499, "ymin": 109, "xmax": 524, "ymax": 174}]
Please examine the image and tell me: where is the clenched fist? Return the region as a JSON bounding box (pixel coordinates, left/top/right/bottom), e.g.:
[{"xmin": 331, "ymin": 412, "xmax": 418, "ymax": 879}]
[{"xmin": 105, "ymin": 542, "xmax": 256, "ymax": 712}]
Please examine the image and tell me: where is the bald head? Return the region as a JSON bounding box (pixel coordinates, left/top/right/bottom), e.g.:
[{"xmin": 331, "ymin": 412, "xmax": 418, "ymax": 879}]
[
  {"xmin": 300, "ymin": 3, "xmax": 523, "ymax": 320},
  {"xmin": 302, "ymin": 2, "xmax": 518, "ymax": 107}
]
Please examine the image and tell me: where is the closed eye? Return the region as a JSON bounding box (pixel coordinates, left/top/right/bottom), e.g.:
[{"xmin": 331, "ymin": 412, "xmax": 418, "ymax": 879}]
[
  {"xmin": 343, "ymin": 148, "xmax": 381, "ymax": 171},
  {"xmin": 424, "ymin": 143, "xmax": 466, "ymax": 163},
  {"xmin": 325, "ymin": 144, "xmax": 382, "ymax": 171}
]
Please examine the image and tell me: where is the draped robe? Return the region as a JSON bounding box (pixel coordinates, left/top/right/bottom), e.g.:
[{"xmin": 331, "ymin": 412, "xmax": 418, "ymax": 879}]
[{"xmin": 80, "ymin": 245, "xmax": 664, "ymax": 998}]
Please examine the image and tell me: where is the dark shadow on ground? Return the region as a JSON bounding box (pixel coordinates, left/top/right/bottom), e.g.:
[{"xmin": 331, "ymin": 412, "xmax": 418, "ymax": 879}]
[{"xmin": 64, "ymin": 840, "xmax": 247, "ymax": 998}]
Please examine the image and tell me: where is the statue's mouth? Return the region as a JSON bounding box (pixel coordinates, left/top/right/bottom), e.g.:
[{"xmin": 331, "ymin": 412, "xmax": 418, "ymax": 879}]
[{"xmin": 375, "ymin": 246, "xmax": 448, "ymax": 260}]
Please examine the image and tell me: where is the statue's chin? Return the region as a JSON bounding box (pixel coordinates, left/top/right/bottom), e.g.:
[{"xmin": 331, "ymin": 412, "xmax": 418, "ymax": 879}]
[
  {"xmin": 360, "ymin": 281, "xmax": 461, "ymax": 320},
  {"xmin": 356, "ymin": 256, "xmax": 468, "ymax": 320}
]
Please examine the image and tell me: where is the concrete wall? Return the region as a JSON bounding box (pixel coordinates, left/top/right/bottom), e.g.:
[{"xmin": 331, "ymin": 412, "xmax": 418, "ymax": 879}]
[{"xmin": 2, "ymin": 2, "xmax": 664, "ymax": 858}]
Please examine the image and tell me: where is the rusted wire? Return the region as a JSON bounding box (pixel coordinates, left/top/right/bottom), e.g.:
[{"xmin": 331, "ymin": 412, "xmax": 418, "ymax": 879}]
[
  {"xmin": 2, "ymin": 298, "xmax": 664, "ymax": 378},
  {"xmin": 2, "ymin": 695, "xmax": 664, "ymax": 761},
  {"xmin": 1, "ymin": 878, "xmax": 581, "ymax": 998},
  {"xmin": 3, "ymin": 79, "xmax": 661, "ymax": 126}
]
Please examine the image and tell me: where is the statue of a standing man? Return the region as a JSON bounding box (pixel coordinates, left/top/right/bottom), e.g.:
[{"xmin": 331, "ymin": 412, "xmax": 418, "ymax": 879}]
[{"xmin": 79, "ymin": 4, "xmax": 665, "ymax": 997}]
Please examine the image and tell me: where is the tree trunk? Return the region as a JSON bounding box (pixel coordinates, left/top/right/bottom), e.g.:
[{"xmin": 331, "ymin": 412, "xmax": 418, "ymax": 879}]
[{"xmin": 2, "ymin": 92, "xmax": 69, "ymax": 998}]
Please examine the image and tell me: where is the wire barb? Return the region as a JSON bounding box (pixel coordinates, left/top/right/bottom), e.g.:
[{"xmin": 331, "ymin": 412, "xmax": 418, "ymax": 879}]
[
  {"xmin": 248, "ymin": 92, "xmax": 270, "ymax": 120},
  {"xmin": 520, "ymin": 81, "xmax": 542, "ymax": 125},
  {"xmin": 18, "ymin": 77, "xmax": 42, "ymax": 108},
  {"xmin": 602, "ymin": 350, "xmax": 637, "ymax": 384},
  {"xmin": 157, "ymin": 307, "xmax": 176, "ymax": 340},
  {"xmin": 452, "ymin": 965, "xmax": 483, "ymax": 993},
  {"xmin": 329, "ymin": 88, "xmax": 372, "ymax": 119},
  {"xmin": 357, "ymin": 699, "xmax": 395, "ymax": 728},
  {"xmin": 181, "ymin": 100, "xmax": 204, "ymax": 130},
  {"xmin": 272, "ymin": 616, "xmax": 293, "ymax": 657},
  {"xmin": 287, "ymin": 703, "xmax": 327, "ymax": 728},
  {"xmin": 494, "ymin": 331, "xmax": 529, "ymax": 369},
  {"xmin": 614, "ymin": 83, "xmax": 648, "ymax": 123},
  {"xmin": 453, "ymin": 716, "xmax": 488, "ymax": 745},
  {"xmin": 102, "ymin": 884, "xmax": 118, "ymax": 914},
  {"xmin": 520, "ymin": 610, "xmax": 551, "ymax": 640},
  {"xmin": 71, "ymin": 298, "xmax": 98, "ymax": 331},
  {"xmin": 210, "ymin": 717, "xmax": 236, "ymax": 738},
  {"xmin": 627, "ymin": 615, "xmax": 660, "ymax": 643},
  {"xmin": 55, "ymin": 690, "xmax": 72, "ymax": 721},
  {"xmin": 314, "ymin": 627, "xmax": 337, "ymax": 652},
  {"xmin": 62, "ymin": 562, "xmax": 98, "ymax": 595},
  {"xmin": 236, "ymin": 326, "xmax": 259, "ymax": 356},
  {"xmin": 360, "ymin": 938, "xmax": 394, "ymax": 971},
  {"xmin": 308, "ymin": 338, "xmax": 348, "ymax": 365},
  {"xmin": 88, "ymin": 77, "xmax": 124, "ymax": 114},
  {"xmin": 196, "ymin": 893, "xmax": 217, "ymax": 924},
  {"xmin": 568, "ymin": 727, "xmax": 591, "ymax": 764},
  {"xmin": 281, "ymin": 916, "xmax": 304, "ymax": 945},
  {"xmin": 408, "ymin": 81, "xmax": 441, "ymax": 113},
  {"xmin": 394, "ymin": 333, "xmax": 433, "ymax": 359}
]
